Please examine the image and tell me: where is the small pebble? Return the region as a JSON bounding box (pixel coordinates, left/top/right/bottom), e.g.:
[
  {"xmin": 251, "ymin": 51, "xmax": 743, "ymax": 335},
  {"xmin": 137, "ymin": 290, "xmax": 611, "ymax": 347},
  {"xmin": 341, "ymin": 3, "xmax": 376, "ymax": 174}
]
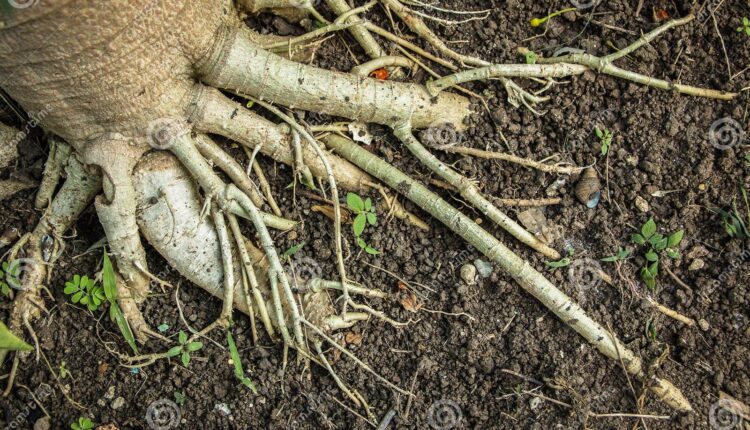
[
  {"xmin": 104, "ymin": 386, "xmax": 115, "ymax": 400},
  {"xmin": 529, "ymin": 396, "xmax": 541, "ymax": 410},
  {"xmin": 688, "ymin": 259, "xmax": 705, "ymax": 271},
  {"xmin": 460, "ymin": 264, "xmax": 477, "ymax": 285},
  {"xmin": 215, "ymin": 403, "xmax": 231, "ymax": 416},
  {"xmin": 698, "ymin": 319, "xmax": 710, "ymax": 331},
  {"xmin": 634, "ymin": 195, "xmax": 649, "ymax": 212},
  {"xmin": 111, "ymin": 396, "xmax": 125, "ymax": 410},
  {"xmin": 474, "ymin": 259, "xmax": 493, "ymax": 278},
  {"xmin": 33, "ymin": 417, "xmax": 50, "ymax": 430}
]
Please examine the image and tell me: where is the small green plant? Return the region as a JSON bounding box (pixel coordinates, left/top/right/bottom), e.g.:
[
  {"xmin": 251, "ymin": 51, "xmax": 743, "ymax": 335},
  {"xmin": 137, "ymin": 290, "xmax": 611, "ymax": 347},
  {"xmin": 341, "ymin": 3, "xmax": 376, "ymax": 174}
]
[
  {"xmin": 601, "ymin": 247, "xmax": 632, "ymax": 263},
  {"xmin": 167, "ymin": 330, "xmax": 203, "ymax": 367},
  {"xmin": 714, "ymin": 184, "xmax": 750, "ymax": 239},
  {"xmin": 227, "ymin": 330, "xmax": 257, "ymax": 393},
  {"xmin": 346, "ymin": 192, "xmax": 380, "ymax": 255},
  {"xmin": 59, "ymin": 361, "xmax": 69, "ymax": 379},
  {"xmin": 645, "ymin": 318, "xmax": 658, "ymax": 342},
  {"xmin": 545, "ymin": 248, "xmax": 573, "ymax": 269},
  {"xmin": 157, "ymin": 323, "xmax": 170, "ymax": 333},
  {"xmin": 630, "ymin": 218, "xmax": 684, "ymax": 289},
  {"xmin": 64, "ymin": 274, "xmax": 105, "ymax": 312},
  {"xmin": 524, "ymin": 50, "xmax": 538, "ymax": 64},
  {"xmin": 0, "ymin": 320, "xmax": 33, "ymax": 351},
  {"xmin": 102, "ymin": 253, "xmax": 139, "ymax": 354},
  {"xmin": 737, "ymin": 16, "xmax": 750, "ymax": 36},
  {"xmin": 71, "ymin": 417, "xmax": 95, "ymax": 430},
  {"xmin": 596, "ymin": 126, "xmax": 613, "ymax": 156},
  {"xmin": 174, "ymin": 391, "xmax": 186, "ymax": 406},
  {"xmin": 282, "ymin": 241, "xmax": 306, "ymax": 258}
]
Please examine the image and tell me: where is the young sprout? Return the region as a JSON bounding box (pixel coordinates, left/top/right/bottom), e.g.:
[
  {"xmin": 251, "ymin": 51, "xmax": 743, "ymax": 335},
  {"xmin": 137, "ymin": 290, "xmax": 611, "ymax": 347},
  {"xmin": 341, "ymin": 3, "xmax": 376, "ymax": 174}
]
[
  {"xmin": 524, "ymin": 50, "xmax": 539, "ymax": 64},
  {"xmin": 59, "ymin": 361, "xmax": 70, "ymax": 379},
  {"xmin": 596, "ymin": 127, "xmax": 613, "ymax": 156},
  {"xmin": 167, "ymin": 330, "xmax": 203, "ymax": 367},
  {"xmin": 737, "ymin": 17, "xmax": 750, "ymax": 36},
  {"xmin": 545, "ymin": 248, "xmax": 573, "ymax": 269},
  {"xmin": 530, "ymin": 7, "xmax": 576, "ymax": 27},
  {"xmin": 102, "ymin": 252, "xmax": 139, "ymax": 353},
  {"xmin": 227, "ymin": 330, "xmax": 257, "ymax": 393},
  {"xmin": 346, "ymin": 192, "xmax": 380, "ymax": 255},
  {"xmin": 71, "ymin": 417, "xmax": 95, "ymax": 430},
  {"xmin": 64, "ymin": 274, "xmax": 105, "ymax": 312},
  {"xmin": 630, "ymin": 218, "xmax": 684, "ymax": 289}
]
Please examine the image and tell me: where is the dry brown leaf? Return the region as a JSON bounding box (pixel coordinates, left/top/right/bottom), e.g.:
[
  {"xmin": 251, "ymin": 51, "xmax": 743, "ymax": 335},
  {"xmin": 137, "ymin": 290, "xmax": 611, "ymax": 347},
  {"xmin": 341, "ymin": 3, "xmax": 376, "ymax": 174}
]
[
  {"xmin": 311, "ymin": 205, "xmax": 351, "ymax": 223},
  {"xmin": 344, "ymin": 332, "xmax": 363, "ymax": 346},
  {"xmin": 400, "ymin": 290, "xmax": 422, "ymax": 313}
]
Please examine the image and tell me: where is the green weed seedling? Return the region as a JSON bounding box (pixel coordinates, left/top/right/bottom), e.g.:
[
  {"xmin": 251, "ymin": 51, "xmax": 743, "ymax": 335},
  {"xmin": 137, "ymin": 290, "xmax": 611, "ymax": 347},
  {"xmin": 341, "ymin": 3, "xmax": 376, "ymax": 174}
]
[
  {"xmin": 737, "ymin": 17, "xmax": 750, "ymax": 36},
  {"xmin": 346, "ymin": 192, "xmax": 380, "ymax": 255},
  {"xmin": 630, "ymin": 218, "xmax": 684, "ymax": 289},
  {"xmin": 596, "ymin": 126, "xmax": 613, "ymax": 156},
  {"xmin": 64, "ymin": 274, "xmax": 105, "ymax": 312},
  {"xmin": 71, "ymin": 417, "xmax": 94, "ymax": 430},
  {"xmin": 167, "ymin": 330, "xmax": 203, "ymax": 367}
]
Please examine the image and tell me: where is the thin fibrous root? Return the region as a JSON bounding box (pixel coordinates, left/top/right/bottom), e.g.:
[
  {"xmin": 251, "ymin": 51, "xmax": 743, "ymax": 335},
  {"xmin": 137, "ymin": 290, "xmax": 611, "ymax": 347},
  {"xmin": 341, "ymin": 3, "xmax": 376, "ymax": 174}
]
[
  {"xmin": 436, "ymin": 145, "xmax": 583, "ymax": 175},
  {"xmin": 198, "ymin": 27, "xmax": 470, "ymax": 130},
  {"xmin": 393, "ymin": 125, "xmax": 561, "ymax": 260},
  {"xmin": 520, "ymin": 15, "xmax": 736, "ymax": 101},
  {"xmin": 325, "ymin": 0, "xmax": 387, "ymax": 61},
  {"xmin": 188, "ymin": 86, "xmax": 427, "ymax": 230},
  {"xmin": 324, "ymin": 134, "xmax": 693, "ymax": 412}
]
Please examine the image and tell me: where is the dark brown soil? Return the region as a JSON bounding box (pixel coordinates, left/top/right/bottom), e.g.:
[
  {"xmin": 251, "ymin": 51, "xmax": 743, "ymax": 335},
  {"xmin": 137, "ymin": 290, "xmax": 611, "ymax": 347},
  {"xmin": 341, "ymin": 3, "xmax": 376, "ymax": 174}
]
[{"xmin": 2, "ymin": 1, "xmax": 749, "ymax": 429}]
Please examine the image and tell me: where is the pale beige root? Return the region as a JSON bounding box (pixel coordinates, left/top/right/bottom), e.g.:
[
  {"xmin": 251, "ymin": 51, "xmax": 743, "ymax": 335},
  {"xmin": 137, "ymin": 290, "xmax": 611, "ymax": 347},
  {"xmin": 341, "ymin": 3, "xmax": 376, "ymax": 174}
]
[
  {"xmin": 191, "ymin": 134, "xmax": 265, "ymax": 208},
  {"xmin": 132, "ymin": 151, "xmax": 355, "ymax": 334},
  {"xmin": 35, "ymin": 138, "xmax": 72, "ymax": 209},
  {"xmin": 189, "ymin": 86, "xmax": 428, "ymax": 230},
  {"xmin": 198, "ymin": 26, "xmax": 471, "ymax": 130},
  {"xmin": 1, "ymin": 155, "xmax": 101, "ymax": 365},
  {"xmin": 0, "ymin": 122, "xmax": 19, "ymax": 169},
  {"xmin": 324, "ymin": 0, "xmax": 390, "ymax": 62},
  {"xmin": 82, "ymin": 136, "xmax": 150, "ymax": 303}
]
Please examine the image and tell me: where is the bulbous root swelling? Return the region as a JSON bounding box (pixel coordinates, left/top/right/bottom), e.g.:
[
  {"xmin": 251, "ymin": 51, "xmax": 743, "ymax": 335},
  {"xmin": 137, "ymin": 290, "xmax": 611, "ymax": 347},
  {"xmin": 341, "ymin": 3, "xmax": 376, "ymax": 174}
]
[{"xmin": 1, "ymin": 1, "xmax": 729, "ymax": 413}]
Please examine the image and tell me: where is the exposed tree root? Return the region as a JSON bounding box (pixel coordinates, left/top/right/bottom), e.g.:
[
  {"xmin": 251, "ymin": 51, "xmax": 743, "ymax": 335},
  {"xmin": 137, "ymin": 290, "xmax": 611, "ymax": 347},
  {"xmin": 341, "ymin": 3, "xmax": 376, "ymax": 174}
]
[{"xmin": 2, "ymin": 0, "xmax": 737, "ymax": 417}]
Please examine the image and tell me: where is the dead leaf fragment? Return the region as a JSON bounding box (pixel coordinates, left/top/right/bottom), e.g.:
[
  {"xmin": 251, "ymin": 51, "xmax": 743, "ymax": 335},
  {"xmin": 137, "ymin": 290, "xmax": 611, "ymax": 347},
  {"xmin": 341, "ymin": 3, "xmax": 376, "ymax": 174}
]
[
  {"xmin": 344, "ymin": 332, "xmax": 363, "ymax": 346},
  {"xmin": 0, "ymin": 179, "xmax": 36, "ymax": 201}
]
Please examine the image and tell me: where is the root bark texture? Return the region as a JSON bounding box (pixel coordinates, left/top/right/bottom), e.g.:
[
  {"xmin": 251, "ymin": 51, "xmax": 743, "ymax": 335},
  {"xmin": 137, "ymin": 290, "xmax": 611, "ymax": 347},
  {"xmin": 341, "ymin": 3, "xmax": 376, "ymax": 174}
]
[{"xmin": 199, "ymin": 27, "xmax": 471, "ymax": 130}]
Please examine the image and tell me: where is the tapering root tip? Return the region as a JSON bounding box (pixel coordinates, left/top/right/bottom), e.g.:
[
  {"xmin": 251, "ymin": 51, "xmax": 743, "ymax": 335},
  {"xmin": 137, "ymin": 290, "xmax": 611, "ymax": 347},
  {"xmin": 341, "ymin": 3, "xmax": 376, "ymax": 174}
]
[{"xmin": 649, "ymin": 377, "xmax": 693, "ymax": 413}]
